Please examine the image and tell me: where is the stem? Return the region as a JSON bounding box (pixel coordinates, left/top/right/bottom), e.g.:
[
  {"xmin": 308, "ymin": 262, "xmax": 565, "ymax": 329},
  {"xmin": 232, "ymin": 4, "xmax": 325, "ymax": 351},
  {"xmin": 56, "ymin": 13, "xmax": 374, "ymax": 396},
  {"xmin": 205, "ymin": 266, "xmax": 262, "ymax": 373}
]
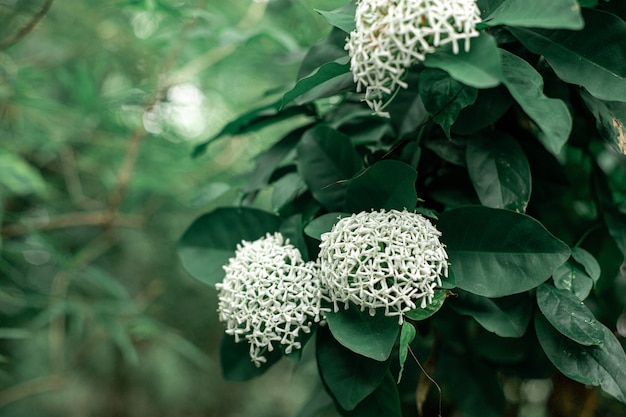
[
  {"xmin": 408, "ymin": 344, "xmax": 442, "ymax": 417},
  {"xmin": 0, "ymin": 0, "xmax": 55, "ymax": 50}
]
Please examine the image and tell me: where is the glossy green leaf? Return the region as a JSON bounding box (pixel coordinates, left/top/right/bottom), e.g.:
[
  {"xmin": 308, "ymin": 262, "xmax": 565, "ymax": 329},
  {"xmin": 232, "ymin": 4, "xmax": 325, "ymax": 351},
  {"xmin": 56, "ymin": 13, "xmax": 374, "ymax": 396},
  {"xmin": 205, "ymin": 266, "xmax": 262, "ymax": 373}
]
[
  {"xmin": 344, "ymin": 160, "xmax": 417, "ymax": 212},
  {"xmin": 418, "ymin": 68, "xmax": 478, "ymax": 138},
  {"xmin": 397, "ymin": 322, "xmax": 416, "ymax": 383},
  {"xmin": 423, "ymin": 32, "xmax": 502, "ymax": 89},
  {"xmin": 404, "ymin": 290, "xmax": 447, "ymax": 321},
  {"xmin": 450, "ymin": 290, "xmax": 532, "ymax": 338},
  {"xmin": 385, "ymin": 71, "xmax": 429, "ymax": 137},
  {"xmin": 580, "ymin": 90, "xmax": 626, "ymax": 155},
  {"xmin": 281, "ymin": 57, "xmax": 352, "ymax": 108},
  {"xmin": 297, "ymin": 126, "xmax": 363, "ymax": 211},
  {"xmin": 325, "ymin": 306, "xmax": 400, "ymax": 361},
  {"xmin": 303, "ymin": 212, "xmax": 351, "ymax": 240},
  {"xmin": 340, "ymin": 371, "xmax": 401, "ymax": 417},
  {"xmin": 316, "ymin": 2, "xmax": 356, "ymax": 33},
  {"xmin": 452, "ymin": 86, "xmax": 512, "ymax": 135},
  {"xmin": 499, "ymin": 49, "xmax": 572, "ymax": 155},
  {"xmin": 535, "ymin": 312, "xmax": 626, "ymax": 403},
  {"xmin": 466, "ymin": 132, "xmax": 531, "ymax": 212},
  {"xmin": 0, "ymin": 151, "xmax": 46, "ymax": 196},
  {"xmin": 317, "ymin": 327, "xmax": 389, "ymax": 411},
  {"xmin": 571, "ymin": 247, "xmax": 601, "ymax": 283},
  {"xmin": 220, "ymin": 334, "xmax": 281, "ymax": 381},
  {"xmin": 552, "ymin": 259, "xmax": 594, "ymax": 301},
  {"xmin": 192, "ymin": 101, "xmax": 315, "ymax": 157},
  {"xmin": 177, "ymin": 207, "xmax": 281, "ymax": 285},
  {"xmin": 484, "ymin": 0, "xmax": 583, "ymax": 29},
  {"xmin": 510, "ymin": 8, "xmax": 626, "ymax": 103},
  {"xmin": 437, "ymin": 206, "xmax": 571, "ymax": 297},
  {"xmin": 536, "ymin": 284, "xmax": 604, "ymax": 346}
]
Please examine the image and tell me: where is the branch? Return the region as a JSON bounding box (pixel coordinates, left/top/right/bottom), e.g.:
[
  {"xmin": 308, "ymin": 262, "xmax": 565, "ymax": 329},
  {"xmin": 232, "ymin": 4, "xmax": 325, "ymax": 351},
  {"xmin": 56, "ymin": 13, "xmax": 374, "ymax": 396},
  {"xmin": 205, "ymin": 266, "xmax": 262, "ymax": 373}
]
[
  {"xmin": 0, "ymin": 0, "xmax": 55, "ymax": 50},
  {"xmin": 0, "ymin": 374, "xmax": 64, "ymax": 408}
]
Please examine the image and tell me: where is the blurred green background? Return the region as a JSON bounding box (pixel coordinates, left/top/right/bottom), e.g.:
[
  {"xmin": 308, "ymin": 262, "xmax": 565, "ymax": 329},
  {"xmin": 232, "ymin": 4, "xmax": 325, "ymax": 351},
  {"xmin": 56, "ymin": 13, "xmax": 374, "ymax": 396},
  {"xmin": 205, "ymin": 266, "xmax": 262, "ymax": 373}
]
[{"xmin": 0, "ymin": 0, "xmax": 344, "ymax": 415}]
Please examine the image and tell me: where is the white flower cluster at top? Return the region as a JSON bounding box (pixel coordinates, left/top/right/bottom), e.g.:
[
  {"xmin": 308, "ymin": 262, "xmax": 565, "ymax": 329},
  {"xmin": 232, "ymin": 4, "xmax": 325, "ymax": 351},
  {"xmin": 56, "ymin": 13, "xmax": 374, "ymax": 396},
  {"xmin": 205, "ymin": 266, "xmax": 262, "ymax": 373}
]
[
  {"xmin": 318, "ymin": 210, "xmax": 448, "ymax": 324},
  {"xmin": 216, "ymin": 233, "xmax": 323, "ymax": 367},
  {"xmin": 345, "ymin": 0, "xmax": 482, "ymax": 116},
  {"xmin": 217, "ymin": 210, "xmax": 448, "ymax": 365}
]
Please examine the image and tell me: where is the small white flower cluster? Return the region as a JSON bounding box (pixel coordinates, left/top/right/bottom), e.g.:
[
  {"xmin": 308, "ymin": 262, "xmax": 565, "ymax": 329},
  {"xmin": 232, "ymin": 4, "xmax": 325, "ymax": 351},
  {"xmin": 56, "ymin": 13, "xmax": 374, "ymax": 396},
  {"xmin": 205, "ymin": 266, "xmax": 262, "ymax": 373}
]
[
  {"xmin": 318, "ymin": 210, "xmax": 448, "ymax": 324},
  {"xmin": 345, "ymin": 0, "xmax": 482, "ymax": 115},
  {"xmin": 217, "ymin": 210, "xmax": 448, "ymax": 364},
  {"xmin": 216, "ymin": 233, "xmax": 322, "ymax": 367}
]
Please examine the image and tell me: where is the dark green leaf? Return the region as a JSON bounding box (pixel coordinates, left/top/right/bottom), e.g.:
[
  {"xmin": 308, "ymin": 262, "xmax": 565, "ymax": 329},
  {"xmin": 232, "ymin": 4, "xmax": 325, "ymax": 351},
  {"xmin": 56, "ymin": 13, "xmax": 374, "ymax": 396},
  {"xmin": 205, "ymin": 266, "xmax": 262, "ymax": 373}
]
[
  {"xmin": 452, "ymin": 86, "xmax": 512, "ymax": 135},
  {"xmin": 450, "ymin": 290, "xmax": 532, "ymax": 338},
  {"xmin": 316, "ymin": 2, "xmax": 356, "ymax": 34},
  {"xmin": 340, "ymin": 372, "xmax": 401, "ymax": 417},
  {"xmin": 192, "ymin": 101, "xmax": 315, "ymax": 157},
  {"xmin": 423, "ymin": 32, "xmax": 502, "ymax": 89},
  {"xmin": 418, "ymin": 68, "xmax": 478, "ymax": 138},
  {"xmin": 404, "ymin": 290, "xmax": 448, "ymax": 321},
  {"xmin": 344, "ymin": 160, "xmax": 417, "ymax": 212},
  {"xmin": 317, "ymin": 327, "xmax": 389, "ymax": 411},
  {"xmin": 279, "ymin": 214, "xmax": 309, "ymax": 260},
  {"xmin": 281, "ymin": 57, "xmax": 352, "ymax": 108},
  {"xmin": 397, "ymin": 322, "xmax": 416, "ymax": 383},
  {"xmin": 593, "ymin": 163, "xmax": 626, "ymax": 258},
  {"xmin": 437, "ymin": 206, "xmax": 571, "ymax": 297},
  {"xmin": 484, "ymin": 0, "xmax": 583, "ymax": 29},
  {"xmin": 297, "ymin": 126, "xmax": 363, "ymax": 211},
  {"xmin": 580, "ymin": 90, "xmax": 626, "ymax": 155},
  {"xmin": 303, "ymin": 212, "xmax": 351, "ymax": 240},
  {"xmin": 536, "ymin": 284, "xmax": 604, "ymax": 346},
  {"xmin": 535, "ymin": 312, "xmax": 626, "ymax": 403},
  {"xmin": 272, "ymin": 172, "xmax": 307, "ymax": 211},
  {"xmin": 571, "ymin": 247, "xmax": 601, "ymax": 283},
  {"xmin": 177, "ymin": 207, "xmax": 281, "ymax": 285},
  {"xmin": 298, "ymin": 28, "xmax": 349, "ymax": 79},
  {"xmin": 466, "ymin": 132, "xmax": 531, "ymax": 212},
  {"xmin": 325, "ymin": 306, "xmax": 400, "ymax": 361},
  {"xmin": 499, "ymin": 49, "xmax": 572, "ymax": 155},
  {"xmin": 220, "ymin": 334, "xmax": 281, "ymax": 381},
  {"xmin": 385, "ymin": 71, "xmax": 429, "ymax": 137},
  {"xmin": 510, "ymin": 9, "xmax": 626, "ymax": 103},
  {"xmin": 552, "ymin": 259, "xmax": 594, "ymax": 301}
]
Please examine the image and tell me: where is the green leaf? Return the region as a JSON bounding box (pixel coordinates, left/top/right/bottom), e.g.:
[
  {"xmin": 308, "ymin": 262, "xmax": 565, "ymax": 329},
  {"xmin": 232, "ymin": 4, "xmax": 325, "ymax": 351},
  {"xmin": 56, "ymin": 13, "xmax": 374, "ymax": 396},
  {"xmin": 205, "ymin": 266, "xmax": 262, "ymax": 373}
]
[
  {"xmin": 340, "ymin": 371, "xmax": 401, "ymax": 417},
  {"xmin": 536, "ymin": 284, "xmax": 605, "ymax": 346},
  {"xmin": 404, "ymin": 289, "xmax": 448, "ymax": 321},
  {"xmin": 535, "ymin": 312, "xmax": 626, "ymax": 403},
  {"xmin": 466, "ymin": 132, "xmax": 531, "ymax": 212},
  {"xmin": 316, "ymin": 2, "xmax": 356, "ymax": 34},
  {"xmin": 449, "ymin": 290, "xmax": 532, "ymax": 338},
  {"xmin": 423, "ymin": 32, "xmax": 502, "ymax": 89},
  {"xmin": 281, "ymin": 57, "xmax": 352, "ymax": 108},
  {"xmin": 297, "ymin": 125, "xmax": 363, "ymax": 211},
  {"xmin": 220, "ymin": 334, "xmax": 281, "ymax": 381},
  {"xmin": 0, "ymin": 151, "xmax": 46, "ymax": 196},
  {"xmin": 510, "ymin": 8, "xmax": 626, "ymax": 103},
  {"xmin": 279, "ymin": 214, "xmax": 309, "ymax": 260},
  {"xmin": 303, "ymin": 212, "xmax": 351, "ymax": 240},
  {"xmin": 484, "ymin": 0, "xmax": 583, "ymax": 29},
  {"xmin": 325, "ymin": 306, "xmax": 400, "ymax": 361},
  {"xmin": 552, "ymin": 258, "xmax": 594, "ymax": 301},
  {"xmin": 397, "ymin": 322, "xmax": 416, "ymax": 383},
  {"xmin": 452, "ymin": 86, "xmax": 512, "ymax": 135},
  {"xmin": 592, "ymin": 163, "xmax": 626, "ymax": 258},
  {"xmin": 317, "ymin": 327, "xmax": 389, "ymax": 411},
  {"xmin": 580, "ymin": 90, "xmax": 626, "ymax": 155},
  {"xmin": 344, "ymin": 160, "xmax": 417, "ymax": 212},
  {"xmin": 272, "ymin": 172, "xmax": 307, "ymax": 211},
  {"xmin": 177, "ymin": 207, "xmax": 281, "ymax": 286},
  {"xmin": 571, "ymin": 247, "xmax": 601, "ymax": 283},
  {"xmin": 499, "ymin": 49, "xmax": 572, "ymax": 155},
  {"xmin": 418, "ymin": 68, "xmax": 478, "ymax": 138},
  {"xmin": 192, "ymin": 101, "xmax": 315, "ymax": 157},
  {"xmin": 437, "ymin": 206, "xmax": 571, "ymax": 297}
]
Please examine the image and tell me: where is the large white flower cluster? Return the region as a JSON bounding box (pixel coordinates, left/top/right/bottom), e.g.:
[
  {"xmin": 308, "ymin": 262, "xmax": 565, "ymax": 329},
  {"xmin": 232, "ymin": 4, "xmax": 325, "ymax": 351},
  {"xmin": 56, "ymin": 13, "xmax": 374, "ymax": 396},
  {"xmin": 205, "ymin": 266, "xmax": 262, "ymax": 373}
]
[
  {"xmin": 345, "ymin": 0, "xmax": 482, "ymax": 115},
  {"xmin": 318, "ymin": 209, "xmax": 448, "ymax": 323},
  {"xmin": 216, "ymin": 233, "xmax": 323, "ymax": 367}
]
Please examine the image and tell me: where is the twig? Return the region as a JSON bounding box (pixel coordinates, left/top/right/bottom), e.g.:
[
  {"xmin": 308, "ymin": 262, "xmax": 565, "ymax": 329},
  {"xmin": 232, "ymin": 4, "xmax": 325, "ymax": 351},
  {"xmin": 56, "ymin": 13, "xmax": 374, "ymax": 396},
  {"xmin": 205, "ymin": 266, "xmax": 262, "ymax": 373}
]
[
  {"xmin": 0, "ymin": 374, "xmax": 64, "ymax": 409},
  {"xmin": 0, "ymin": 0, "xmax": 55, "ymax": 50},
  {"xmin": 408, "ymin": 344, "xmax": 442, "ymax": 417}
]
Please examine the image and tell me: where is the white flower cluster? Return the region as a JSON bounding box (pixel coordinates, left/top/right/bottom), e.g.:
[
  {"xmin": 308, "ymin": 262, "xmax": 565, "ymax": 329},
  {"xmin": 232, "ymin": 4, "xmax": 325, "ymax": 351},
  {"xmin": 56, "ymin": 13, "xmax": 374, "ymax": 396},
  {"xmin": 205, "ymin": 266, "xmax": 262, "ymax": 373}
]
[
  {"xmin": 318, "ymin": 210, "xmax": 448, "ymax": 324},
  {"xmin": 346, "ymin": 0, "xmax": 482, "ymax": 115},
  {"xmin": 216, "ymin": 233, "xmax": 322, "ymax": 367}
]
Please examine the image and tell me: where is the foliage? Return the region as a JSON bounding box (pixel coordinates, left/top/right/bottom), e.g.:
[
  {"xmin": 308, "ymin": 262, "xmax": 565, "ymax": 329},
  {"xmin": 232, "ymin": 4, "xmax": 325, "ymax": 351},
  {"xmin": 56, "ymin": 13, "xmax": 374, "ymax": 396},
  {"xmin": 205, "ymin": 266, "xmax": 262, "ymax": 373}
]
[{"xmin": 179, "ymin": 0, "xmax": 626, "ymax": 416}]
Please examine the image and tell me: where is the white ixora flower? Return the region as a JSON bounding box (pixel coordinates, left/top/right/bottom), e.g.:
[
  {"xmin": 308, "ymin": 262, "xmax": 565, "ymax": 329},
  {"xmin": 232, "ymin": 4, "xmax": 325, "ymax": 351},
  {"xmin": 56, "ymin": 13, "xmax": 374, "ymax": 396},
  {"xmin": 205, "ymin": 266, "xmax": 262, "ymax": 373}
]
[
  {"xmin": 318, "ymin": 209, "xmax": 448, "ymax": 324},
  {"xmin": 216, "ymin": 233, "xmax": 323, "ymax": 367},
  {"xmin": 346, "ymin": 0, "xmax": 482, "ymax": 116}
]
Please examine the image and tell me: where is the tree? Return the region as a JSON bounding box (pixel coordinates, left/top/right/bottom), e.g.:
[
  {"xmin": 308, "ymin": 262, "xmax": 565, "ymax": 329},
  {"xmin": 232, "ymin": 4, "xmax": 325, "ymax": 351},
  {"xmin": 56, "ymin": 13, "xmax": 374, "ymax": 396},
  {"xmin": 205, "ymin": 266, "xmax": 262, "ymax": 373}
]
[{"xmin": 179, "ymin": 1, "xmax": 626, "ymax": 416}]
